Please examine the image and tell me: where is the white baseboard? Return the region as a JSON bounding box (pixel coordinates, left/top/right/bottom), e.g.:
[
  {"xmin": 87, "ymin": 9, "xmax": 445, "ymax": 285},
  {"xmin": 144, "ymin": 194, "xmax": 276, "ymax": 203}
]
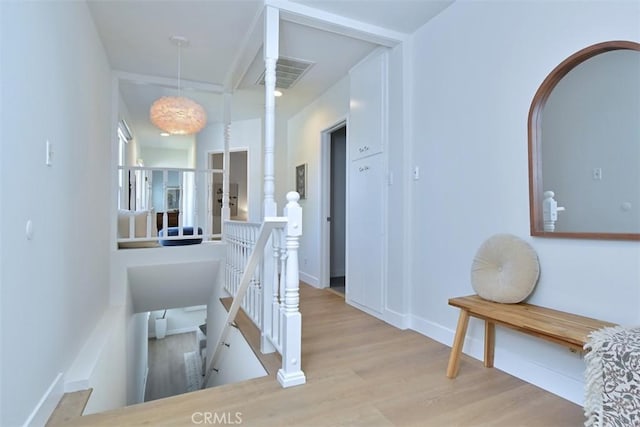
[
  {"xmin": 23, "ymin": 372, "xmax": 64, "ymax": 427},
  {"xmin": 346, "ymin": 300, "xmax": 410, "ymax": 331},
  {"xmin": 140, "ymin": 367, "xmax": 149, "ymax": 403},
  {"xmin": 383, "ymin": 307, "xmax": 410, "ymax": 330},
  {"xmin": 409, "ymin": 314, "xmax": 584, "ymax": 405},
  {"xmin": 167, "ymin": 326, "xmax": 199, "ymax": 336},
  {"xmin": 345, "ymin": 298, "xmax": 383, "ymax": 319},
  {"xmin": 299, "ymin": 271, "xmax": 319, "ymax": 287},
  {"xmin": 149, "ymin": 325, "xmax": 199, "ymax": 339},
  {"xmin": 409, "ymin": 314, "xmax": 454, "ymax": 348}
]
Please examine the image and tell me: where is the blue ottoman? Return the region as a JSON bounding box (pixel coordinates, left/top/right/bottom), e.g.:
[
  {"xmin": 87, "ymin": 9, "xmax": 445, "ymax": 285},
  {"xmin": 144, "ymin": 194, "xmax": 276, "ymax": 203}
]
[{"xmin": 159, "ymin": 226, "xmax": 203, "ymax": 246}]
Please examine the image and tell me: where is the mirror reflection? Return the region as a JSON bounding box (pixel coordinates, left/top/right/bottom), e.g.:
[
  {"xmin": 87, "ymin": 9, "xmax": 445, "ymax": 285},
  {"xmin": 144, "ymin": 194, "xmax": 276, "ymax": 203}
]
[{"xmin": 529, "ymin": 42, "xmax": 640, "ymax": 239}]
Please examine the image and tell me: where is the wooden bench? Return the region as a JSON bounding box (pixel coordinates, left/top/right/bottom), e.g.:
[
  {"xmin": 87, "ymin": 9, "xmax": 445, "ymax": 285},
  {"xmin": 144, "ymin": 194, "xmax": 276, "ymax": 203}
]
[{"xmin": 446, "ymin": 295, "xmax": 616, "ymax": 378}]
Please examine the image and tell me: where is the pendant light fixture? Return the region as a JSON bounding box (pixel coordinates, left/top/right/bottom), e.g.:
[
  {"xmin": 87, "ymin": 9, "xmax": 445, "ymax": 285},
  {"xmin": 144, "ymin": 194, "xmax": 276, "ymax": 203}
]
[{"xmin": 150, "ymin": 36, "xmax": 207, "ymax": 135}]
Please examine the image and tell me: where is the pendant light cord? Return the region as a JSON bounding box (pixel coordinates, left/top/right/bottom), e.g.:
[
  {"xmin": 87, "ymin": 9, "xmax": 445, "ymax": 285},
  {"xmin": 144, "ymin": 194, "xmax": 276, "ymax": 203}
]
[{"xmin": 177, "ymin": 41, "xmax": 182, "ymax": 96}]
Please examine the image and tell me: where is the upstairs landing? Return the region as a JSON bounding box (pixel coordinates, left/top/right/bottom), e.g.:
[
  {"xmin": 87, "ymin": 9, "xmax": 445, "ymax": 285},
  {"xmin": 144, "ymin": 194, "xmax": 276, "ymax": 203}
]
[{"xmin": 67, "ymin": 284, "xmax": 585, "ymax": 426}]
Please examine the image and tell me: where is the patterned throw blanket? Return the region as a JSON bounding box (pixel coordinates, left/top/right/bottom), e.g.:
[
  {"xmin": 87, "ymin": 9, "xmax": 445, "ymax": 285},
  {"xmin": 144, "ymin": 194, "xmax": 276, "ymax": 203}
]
[{"xmin": 584, "ymin": 326, "xmax": 640, "ymax": 427}]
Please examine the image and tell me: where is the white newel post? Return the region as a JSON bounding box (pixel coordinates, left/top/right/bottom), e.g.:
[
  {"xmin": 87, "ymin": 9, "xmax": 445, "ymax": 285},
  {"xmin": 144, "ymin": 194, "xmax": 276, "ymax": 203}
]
[
  {"xmin": 261, "ymin": 5, "xmax": 279, "ymax": 354},
  {"xmin": 277, "ymin": 192, "xmax": 306, "ymax": 388}
]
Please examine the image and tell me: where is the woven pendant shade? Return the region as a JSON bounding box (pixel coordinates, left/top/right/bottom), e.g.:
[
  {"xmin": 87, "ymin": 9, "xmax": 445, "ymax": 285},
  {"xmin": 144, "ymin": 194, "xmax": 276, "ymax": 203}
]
[{"xmin": 150, "ymin": 96, "xmax": 207, "ymax": 135}]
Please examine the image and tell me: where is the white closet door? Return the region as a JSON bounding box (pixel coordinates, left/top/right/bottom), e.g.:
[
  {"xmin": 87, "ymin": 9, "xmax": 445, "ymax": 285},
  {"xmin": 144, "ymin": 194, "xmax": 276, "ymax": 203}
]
[
  {"xmin": 349, "ymin": 51, "xmax": 386, "ymax": 161},
  {"xmin": 347, "ymin": 153, "xmax": 384, "ymax": 313}
]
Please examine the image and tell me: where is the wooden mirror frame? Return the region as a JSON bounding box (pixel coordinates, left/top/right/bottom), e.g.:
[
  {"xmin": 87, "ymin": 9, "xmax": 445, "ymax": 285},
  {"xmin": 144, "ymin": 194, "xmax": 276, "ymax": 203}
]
[{"xmin": 528, "ymin": 40, "xmax": 640, "ymax": 241}]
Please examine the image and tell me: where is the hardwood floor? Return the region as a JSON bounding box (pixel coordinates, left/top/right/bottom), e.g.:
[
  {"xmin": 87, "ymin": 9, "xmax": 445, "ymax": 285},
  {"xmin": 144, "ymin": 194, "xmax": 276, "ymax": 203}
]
[
  {"xmin": 71, "ymin": 284, "xmax": 584, "ymax": 426},
  {"xmin": 145, "ymin": 332, "xmax": 199, "ymax": 402}
]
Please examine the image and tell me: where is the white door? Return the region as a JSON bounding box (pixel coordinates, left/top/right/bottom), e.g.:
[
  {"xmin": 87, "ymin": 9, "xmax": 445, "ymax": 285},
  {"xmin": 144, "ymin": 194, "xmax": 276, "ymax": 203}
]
[{"xmin": 347, "ymin": 153, "xmax": 384, "ymax": 313}]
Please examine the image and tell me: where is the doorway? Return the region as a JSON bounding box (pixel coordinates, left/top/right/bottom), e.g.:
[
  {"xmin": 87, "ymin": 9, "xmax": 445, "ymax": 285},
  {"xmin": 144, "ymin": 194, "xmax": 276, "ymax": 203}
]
[
  {"xmin": 209, "ymin": 150, "xmax": 249, "ymax": 234},
  {"xmin": 323, "ymin": 124, "xmax": 347, "ymax": 294}
]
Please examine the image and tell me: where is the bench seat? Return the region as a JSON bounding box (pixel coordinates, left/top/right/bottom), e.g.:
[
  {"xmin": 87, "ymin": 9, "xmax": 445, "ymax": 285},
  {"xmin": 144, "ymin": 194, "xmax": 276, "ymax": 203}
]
[{"xmin": 446, "ymin": 295, "xmax": 616, "ymax": 378}]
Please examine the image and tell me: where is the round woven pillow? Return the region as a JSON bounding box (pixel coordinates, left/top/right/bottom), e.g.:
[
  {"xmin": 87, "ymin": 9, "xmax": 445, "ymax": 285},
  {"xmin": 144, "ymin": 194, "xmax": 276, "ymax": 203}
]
[{"xmin": 471, "ymin": 234, "xmax": 540, "ymax": 303}]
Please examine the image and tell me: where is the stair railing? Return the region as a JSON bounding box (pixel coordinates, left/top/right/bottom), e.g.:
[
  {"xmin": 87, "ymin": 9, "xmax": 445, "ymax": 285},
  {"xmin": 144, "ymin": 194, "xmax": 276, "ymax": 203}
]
[{"xmin": 203, "ymin": 192, "xmax": 306, "ymax": 388}]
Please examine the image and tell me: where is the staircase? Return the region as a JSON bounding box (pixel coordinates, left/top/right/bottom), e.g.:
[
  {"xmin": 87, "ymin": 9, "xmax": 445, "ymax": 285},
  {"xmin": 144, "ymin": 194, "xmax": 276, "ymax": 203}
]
[
  {"xmin": 46, "ymin": 192, "xmax": 305, "ymax": 425},
  {"xmin": 203, "ymin": 191, "xmax": 306, "ymax": 389}
]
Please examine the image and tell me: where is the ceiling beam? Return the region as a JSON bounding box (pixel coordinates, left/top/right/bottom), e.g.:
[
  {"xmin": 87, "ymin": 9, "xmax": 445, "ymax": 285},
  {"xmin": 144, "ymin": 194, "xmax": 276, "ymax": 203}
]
[
  {"xmin": 115, "ymin": 71, "xmax": 224, "ymax": 94},
  {"xmin": 264, "ymin": 0, "xmax": 408, "ymax": 47},
  {"xmin": 225, "ymin": 7, "xmax": 265, "ymax": 91}
]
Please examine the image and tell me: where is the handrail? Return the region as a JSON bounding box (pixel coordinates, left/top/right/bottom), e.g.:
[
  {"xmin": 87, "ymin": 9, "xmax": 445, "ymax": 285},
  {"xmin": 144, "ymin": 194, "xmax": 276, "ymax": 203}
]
[
  {"xmin": 117, "ymin": 165, "xmax": 224, "ymax": 174},
  {"xmin": 202, "ymin": 218, "xmax": 287, "ymax": 388}
]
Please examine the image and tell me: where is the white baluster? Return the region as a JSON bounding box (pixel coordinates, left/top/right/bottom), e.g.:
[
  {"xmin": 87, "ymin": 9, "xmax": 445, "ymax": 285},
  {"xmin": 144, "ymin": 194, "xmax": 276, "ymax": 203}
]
[
  {"xmin": 146, "ymin": 210, "xmax": 152, "ymax": 239},
  {"xmin": 162, "ymin": 170, "xmax": 168, "ymax": 235},
  {"xmin": 191, "ymin": 173, "xmax": 200, "ymax": 234},
  {"xmin": 204, "ymin": 171, "xmax": 210, "ymax": 240},
  {"xmin": 222, "ymin": 93, "xmax": 231, "ymax": 234},
  {"xmin": 224, "ymin": 227, "xmax": 234, "ymax": 292},
  {"xmin": 146, "ymin": 169, "xmax": 152, "ymax": 213},
  {"xmin": 178, "ymin": 172, "xmax": 184, "ymax": 236},
  {"xmin": 277, "ymin": 230, "xmax": 286, "ymax": 348}
]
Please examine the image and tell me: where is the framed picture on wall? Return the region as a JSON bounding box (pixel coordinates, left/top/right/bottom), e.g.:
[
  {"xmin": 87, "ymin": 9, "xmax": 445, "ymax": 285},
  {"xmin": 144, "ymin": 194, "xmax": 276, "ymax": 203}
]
[{"xmin": 296, "ymin": 163, "xmax": 307, "ymax": 199}]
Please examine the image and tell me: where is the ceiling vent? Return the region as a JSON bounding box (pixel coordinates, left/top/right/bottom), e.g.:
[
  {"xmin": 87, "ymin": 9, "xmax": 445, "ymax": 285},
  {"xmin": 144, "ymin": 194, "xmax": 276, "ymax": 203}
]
[{"xmin": 257, "ymin": 57, "xmax": 314, "ymax": 89}]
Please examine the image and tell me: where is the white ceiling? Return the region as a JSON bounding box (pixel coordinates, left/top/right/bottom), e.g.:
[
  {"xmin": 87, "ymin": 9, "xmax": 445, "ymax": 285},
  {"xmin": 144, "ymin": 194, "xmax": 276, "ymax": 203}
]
[{"xmin": 87, "ymin": 0, "xmax": 453, "ymax": 149}]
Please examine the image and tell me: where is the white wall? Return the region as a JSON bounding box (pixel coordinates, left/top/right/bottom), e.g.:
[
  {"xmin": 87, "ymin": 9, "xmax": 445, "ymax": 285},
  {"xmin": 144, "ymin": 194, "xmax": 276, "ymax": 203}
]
[
  {"xmin": 148, "ymin": 306, "xmax": 206, "ymax": 337},
  {"xmin": 65, "ymin": 306, "xmax": 127, "ymax": 415},
  {"xmin": 287, "ymin": 77, "xmax": 350, "ymax": 286},
  {"xmin": 0, "ymin": 2, "xmax": 112, "ymax": 425},
  {"xmin": 126, "ymin": 306, "xmax": 149, "ymax": 405},
  {"xmin": 0, "ymin": 2, "xmax": 5, "ymax": 420},
  {"xmin": 409, "ymin": 0, "xmax": 640, "ymax": 404},
  {"xmin": 385, "ymin": 43, "xmax": 408, "ymax": 319},
  {"xmin": 275, "ymin": 115, "xmax": 290, "ymax": 208},
  {"xmin": 140, "ymin": 146, "xmax": 191, "ymax": 168}
]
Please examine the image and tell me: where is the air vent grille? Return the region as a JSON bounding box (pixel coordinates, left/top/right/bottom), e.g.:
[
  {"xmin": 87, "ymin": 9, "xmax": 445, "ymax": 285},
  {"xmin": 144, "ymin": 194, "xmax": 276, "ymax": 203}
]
[{"xmin": 258, "ymin": 57, "xmax": 314, "ymax": 89}]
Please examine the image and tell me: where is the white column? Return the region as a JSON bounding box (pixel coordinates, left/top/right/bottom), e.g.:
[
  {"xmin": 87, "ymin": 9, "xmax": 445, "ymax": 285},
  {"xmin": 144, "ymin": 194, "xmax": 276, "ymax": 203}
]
[
  {"xmin": 222, "ymin": 92, "xmax": 231, "ymax": 234},
  {"xmin": 260, "ymin": 5, "xmax": 279, "ymax": 354},
  {"xmin": 263, "ymin": 5, "xmax": 279, "ymax": 218},
  {"xmin": 277, "ymin": 192, "xmax": 306, "ymax": 388}
]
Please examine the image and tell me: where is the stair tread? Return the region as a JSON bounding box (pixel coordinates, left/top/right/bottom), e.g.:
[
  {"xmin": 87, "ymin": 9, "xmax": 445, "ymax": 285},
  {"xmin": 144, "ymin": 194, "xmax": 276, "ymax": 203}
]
[{"xmin": 46, "ymin": 389, "xmax": 93, "ymax": 426}]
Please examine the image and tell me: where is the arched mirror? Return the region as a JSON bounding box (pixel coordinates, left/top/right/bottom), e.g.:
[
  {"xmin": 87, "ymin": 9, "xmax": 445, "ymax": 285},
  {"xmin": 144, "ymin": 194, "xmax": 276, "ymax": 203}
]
[{"xmin": 528, "ymin": 40, "xmax": 640, "ymax": 240}]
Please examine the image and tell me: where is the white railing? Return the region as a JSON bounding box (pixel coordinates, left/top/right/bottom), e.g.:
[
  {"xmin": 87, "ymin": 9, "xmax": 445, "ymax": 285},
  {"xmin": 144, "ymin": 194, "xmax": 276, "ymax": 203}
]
[
  {"xmin": 116, "ymin": 165, "xmax": 224, "ymax": 246},
  {"xmin": 211, "ymin": 192, "xmax": 306, "ymax": 388},
  {"xmin": 224, "ymin": 221, "xmax": 264, "ymax": 327}
]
